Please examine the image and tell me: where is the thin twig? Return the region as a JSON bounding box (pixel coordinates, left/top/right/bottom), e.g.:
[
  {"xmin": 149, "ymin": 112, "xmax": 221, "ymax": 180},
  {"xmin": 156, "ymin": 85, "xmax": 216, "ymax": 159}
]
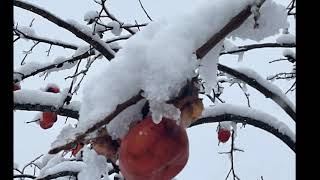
[{"xmin": 138, "ymin": 0, "xmax": 153, "ymax": 21}]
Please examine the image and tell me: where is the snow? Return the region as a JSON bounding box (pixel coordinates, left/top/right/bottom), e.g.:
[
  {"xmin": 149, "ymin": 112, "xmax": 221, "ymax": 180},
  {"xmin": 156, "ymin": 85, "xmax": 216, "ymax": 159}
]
[
  {"xmin": 107, "ymin": 21, "xmax": 122, "ymax": 36},
  {"xmin": 235, "ymin": 67, "xmax": 295, "ymax": 112},
  {"xmin": 78, "ymin": 147, "xmax": 108, "ymax": 180},
  {"xmin": 223, "ymin": 39, "xmax": 238, "ymax": 52},
  {"xmin": 202, "ymin": 104, "xmax": 295, "ymax": 142},
  {"xmin": 14, "ymin": 90, "xmax": 81, "ymax": 111},
  {"xmin": 14, "ymin": 61, "xmax": 45, "ymax": 81},
  {"xmin": 84, "ymin": 11, "xmax": 99, "ymax": 23},
  {"xmin": 52, "ymin": 0, "xmax": 290, "ymax": 149},
  {"xmin": 73, "ymin": 45, "xmax": 91, "ymax": 57},
  {"xmin": 41, "ymin": 161, "xmax": 86, "ymax": 178},
  {"xmin": 51, "ymin": 125, "xmax": 78, "ymax": 148},
  {"xmin": 276, "ymin": 33, "xmax": 295, "ymax": 44},
  {"xmin": 149, "ymin": 100, "xmax": 181, "ymax": 124},
  {"xmin": 17, "ymin": 26, "xmax": 36, "ymax": 39},
  {"xmin": 66, "ymin": 19, "xmax": 115, "ymax": 56},
  {"xmin": 283, "ymin": 49, "xmax": 295, "ymax": 59},
  {"xmin": 230, "ymin": 0, "xmax": 289, "ymax": 41}
]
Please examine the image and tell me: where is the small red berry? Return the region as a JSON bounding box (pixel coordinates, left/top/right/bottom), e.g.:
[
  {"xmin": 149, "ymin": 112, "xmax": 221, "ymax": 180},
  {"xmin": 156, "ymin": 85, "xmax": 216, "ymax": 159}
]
[
  {"xmin": 39, "ymin": 112, "xmax": 57, "ymax": 129},
  {"xmin": 71, "ymin": 143, "xmax": 84, "ymax": 156},
  {"xmin": 218, "ymin": 128, "xmax": 231, "ymax": 143},
  {"xmin": 46, "ymin": 87, "xmax": 60, "ymax": 93},
  {"xmin": 13, "ymin": 84, "xmax": 21, "ymax": 91}
]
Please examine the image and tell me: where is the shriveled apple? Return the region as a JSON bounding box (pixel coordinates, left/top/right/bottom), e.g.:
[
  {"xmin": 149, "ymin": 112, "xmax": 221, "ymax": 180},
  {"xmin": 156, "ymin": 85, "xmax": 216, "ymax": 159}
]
[
  {"xmin": 119, "ymin": 116, "xmax": 189, "ymax": 180},
  {"xmin": 39, "ymin": 112, "xmax": 57, "ymax": 129}
]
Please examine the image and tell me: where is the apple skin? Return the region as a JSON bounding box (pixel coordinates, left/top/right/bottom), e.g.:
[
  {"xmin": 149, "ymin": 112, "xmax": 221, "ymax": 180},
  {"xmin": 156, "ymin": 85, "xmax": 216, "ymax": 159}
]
[
  {"xmin": 46, "ymin": 87, "xmax": 60, "ymax": 93},
  {"xmin": 13, "ymin": 84, "xmax": 21, "ymax": 91},
  {"xmin": 218, "ymin": 128, "xmax": 231, "ymax": 143},
  {"xmin": 39, "ymin": 112, "xmax": 57, "ymax": 129},
  {"xmin": 119, "ymin": 116, "xmax": 189, "ymax": 180}
]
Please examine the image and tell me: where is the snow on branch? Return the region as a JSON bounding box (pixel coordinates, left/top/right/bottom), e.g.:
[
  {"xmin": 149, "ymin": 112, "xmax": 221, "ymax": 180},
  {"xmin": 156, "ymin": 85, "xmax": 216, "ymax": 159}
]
[
  {"xmin": 48, "ymin": 91, "xmax": 144, "ymax": 154},
  {"xmin": 196, "ymin": 0, "xmax": 266, "ymax": 59},
  {"xmin": 217, "ymin": 64, "xmax": 296, "ymax": 121},
  {"xmin": 14, "ymin": 90, "xmax": 80, "ymax": 119},
  {"xmin": 14, "ymin": 27, "xmax": 78, "ymax": 50},
  {"xmin": 14, "ymin": 0, "xmax": 115, "ymax": 60},
  {"xmin": 14, "ymin": 51, "xmax": 93, "ymax": 83},
  {"xmin": 190, "ymin": 104, "xmax": 295, "ymax": 152},
  {"xmin": 220, "ymin": 42, "xmax": 295, "ymax": 55}
]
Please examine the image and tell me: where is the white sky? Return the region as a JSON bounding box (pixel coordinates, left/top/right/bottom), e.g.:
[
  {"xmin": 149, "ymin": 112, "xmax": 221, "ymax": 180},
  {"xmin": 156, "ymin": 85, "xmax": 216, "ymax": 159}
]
[{"xmin": 14, "ymin": 0, "xmax": 295, "ymax": 179}]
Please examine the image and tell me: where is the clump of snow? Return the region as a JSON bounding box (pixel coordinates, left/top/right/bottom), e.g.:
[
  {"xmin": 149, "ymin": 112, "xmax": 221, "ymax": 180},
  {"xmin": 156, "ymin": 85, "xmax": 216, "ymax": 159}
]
[
  {"xmin": 78, "ymin": 147, "xmax": 108, "ymax": 180},
  {"xmin": 51, "ymin": 125, "xmax": 77, "ymax": 149},
  {"xmin": 276, "ymin": 33, "xmax": 295, "ymax": 44},
  {"xmin": 202, "ymin": 104, "xmax": 295, "ymax": 142},
  {"xmin": 237, "ymin": 52, "xmax": 245, "ymax": 62},
  {"xmin": 17, "ymin": 26, "xmax": 36, "ymax": 39},
  {"xmin": 283, "ymin": 49, "xmax": 295, "ymax": 59},
  {"xmin": 231, "ymin": 0, "xmax": 289, "ymax": 41},
  {"xmin": 107, "ymin": 21, "xmax": 122, "ymax": 36},
  {"xmin": 199, "ymin": 41, "xmax": 223, "ymax": 94},
  {"xmin": 14, "ymin": 90, "xmax": 62, "ymax": 107},
  {"xmin": 223, "ymin": 39, "xmax": 238, "ymax": 52},
  {"xmin": 149, "ymin": 100, "xmax": 181, "ymax": 124},
  {"xmin": 84, "ymin": 11, "xmax": 99, "ymax": 23},
  {"xmin": 14, "ymin": 61, "xmax": 46, "ymax": 81}
]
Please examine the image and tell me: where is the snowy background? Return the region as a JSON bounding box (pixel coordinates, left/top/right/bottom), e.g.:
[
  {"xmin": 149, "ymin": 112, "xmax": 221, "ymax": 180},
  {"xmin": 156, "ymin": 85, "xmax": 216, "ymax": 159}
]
[{"xmin": 14, "ymin": 0, "xmax": 295, "ymax": 179}]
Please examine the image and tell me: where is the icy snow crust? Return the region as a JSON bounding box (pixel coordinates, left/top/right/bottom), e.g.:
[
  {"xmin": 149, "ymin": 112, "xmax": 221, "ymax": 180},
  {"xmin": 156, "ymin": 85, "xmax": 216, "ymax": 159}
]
[{"xmin": 51, "ymin": 0, "xmax": 288, "ymax": 146}]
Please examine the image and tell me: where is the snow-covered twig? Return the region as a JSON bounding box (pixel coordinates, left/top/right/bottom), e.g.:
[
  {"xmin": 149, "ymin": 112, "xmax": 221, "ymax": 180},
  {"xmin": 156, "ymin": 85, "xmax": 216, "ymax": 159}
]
[
  {"xmin": 220, "ymin": 43, "xmax": 295, "ymax": 55},
  {"xmin": 48, "ymin": 91, "xmax": 144, "ymax": 154},
  {"xmin": 13, "ymin": 174, "xmax": 36, "ymax": 179},
  {"xmin": 14, "ymin": 51, "xmax": 93, "ymax": 83},
  {"xmin": 14, "ymin": 28, "xmax": 78, "ymax": 50},
  {"xmin": 14, "ymin": 0, "xmax": 115, "ymax": 60},
  {"xmin": 190, "ymin": 105, "xmax": 295, "ymax": 152},
  {"xmin": 196, "ymin": 0, "xmax": 266, "ymax": 59},
  {"xmin": 217, "ymin": 64, "xmax": 296, "ymax": 121},
  {"xmin": 14, "ymin": 171, "xmax": 78, "ymax": 180}
]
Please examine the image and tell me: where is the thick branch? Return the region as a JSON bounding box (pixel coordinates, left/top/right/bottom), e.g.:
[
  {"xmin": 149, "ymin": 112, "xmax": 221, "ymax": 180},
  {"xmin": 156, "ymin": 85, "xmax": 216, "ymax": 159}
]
[
  {"xmin": 14, "ymin": 0, "xmax": 115, "ymax": 60},
  {"xmin": 217, "ymin": 64, "xmax": 296, "ymax": 121},
  {"xmin": 14, "ymin": 103, "xmax": 79, "ymax": 119},
  {"xmin": 48, "ymin": 91, "xmax": 144, "ymax": 154},
  {"xmin": 220, "ymin": 43, "xmax": 296, "ymax": 55},
  {"xmin": 190, "ymin": 114, "xmax": 295, "ymax": 152},
  {"xmin": 196, "ymin": 0, "xmax": 266, "ymax": 59}
]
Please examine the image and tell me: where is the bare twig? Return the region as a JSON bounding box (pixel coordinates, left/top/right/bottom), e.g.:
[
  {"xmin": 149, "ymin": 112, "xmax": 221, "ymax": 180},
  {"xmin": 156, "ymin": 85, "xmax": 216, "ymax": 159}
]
[
  {"xmin": 21, "ymin": 41, "xmax": 40, "ymax": 65},
  {"xmin": 138, "ymin": 0, "xmax": 153, "ymax": 21}
]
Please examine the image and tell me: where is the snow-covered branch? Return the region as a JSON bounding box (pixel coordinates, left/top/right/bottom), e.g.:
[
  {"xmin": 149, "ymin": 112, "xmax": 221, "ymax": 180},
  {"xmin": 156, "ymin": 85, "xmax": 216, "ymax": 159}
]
[
  {"xmin": 196, "ymin": 0, "xmax": 266, "ymax": 59},
  {"xmin": 14, "ymin": 28, "xmax": 78, "ymax": 50},
  {"xmin": 14, "ymin": 90, "xmax": 80, "ymax": 119},
  {"xmin": 14, "ymin": 51, "xmax": 93, "ymax": 83},
  {"xmin": 190, "ymin": 104, "xmax": 295, "ymax": 152},
  {"xmin": 38, "ymin": 171, "xmax": 78, "ymax": 180},
  {"xmin": 217, "ymin": 64, "xmax": 296, "ymax": 121},
  {"xmin": 220, "ymin": 42, "xmax": 295, "ymax": 55},
  {"xmin": 14, "ymin": 0, "xmax": 115, "ymax": 60},
  {"xmin": 48, "ymin": 91, "xmax": 144, "ymax": 154}
]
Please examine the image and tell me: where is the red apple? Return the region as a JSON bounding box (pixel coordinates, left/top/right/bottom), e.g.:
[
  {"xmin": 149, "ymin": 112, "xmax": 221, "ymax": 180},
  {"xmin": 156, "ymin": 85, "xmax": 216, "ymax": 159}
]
[
  {"xmin": 39, "ymin": 112, "xmax": 57, "ymax": 129},
  {"xmin": 13, "ymin": 83, "xmax": 21, "ymax": 91},
  {"xmin": 46, "ymin": 86, "xmax": 60, "ymax": 93},
  {"xmin": 218, "ymin": 128, "xmax": 231, "ymax": 143},
  {"xmin": 119, "ymin": 116, "xmax": 189, "ymax": 180}
]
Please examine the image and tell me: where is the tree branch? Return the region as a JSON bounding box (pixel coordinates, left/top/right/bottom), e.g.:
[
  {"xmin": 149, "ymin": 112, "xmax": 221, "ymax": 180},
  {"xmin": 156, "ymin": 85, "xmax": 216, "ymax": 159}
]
[
  {"xmin": 14, "ymin": 28, "xmax": 78, "ymax": 50},
  {"xmin": 14, "ymin": 103, "xmax": 79, "ymax": 119},
  {"xmin": 14, "ymin": 0, "xmax": 115, "ymax": 60},
  {"xmin": 220, "ymin": 43, "xmax": 296, "ymax": 55},
  {"xmin": 37, "ymin": 171, "xmax": 77, "ymax": 180},
  {"xmin": 48, "ymin": 91, "xmax": 144, "ymax": 154},
  {"xmin": 13, "ymin": 174, "xmax": 36, "ymax": 179},
  {"xmin": 190, "ymin": 112, "xmax": 295, "ymax": 152},
  {"xmin": 217, "ymin": 64, "xmax": 296, "ymax": 121},
  {"xmin": 196, "ymin": 0, "xmax": 266, "ymax": 59}
]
